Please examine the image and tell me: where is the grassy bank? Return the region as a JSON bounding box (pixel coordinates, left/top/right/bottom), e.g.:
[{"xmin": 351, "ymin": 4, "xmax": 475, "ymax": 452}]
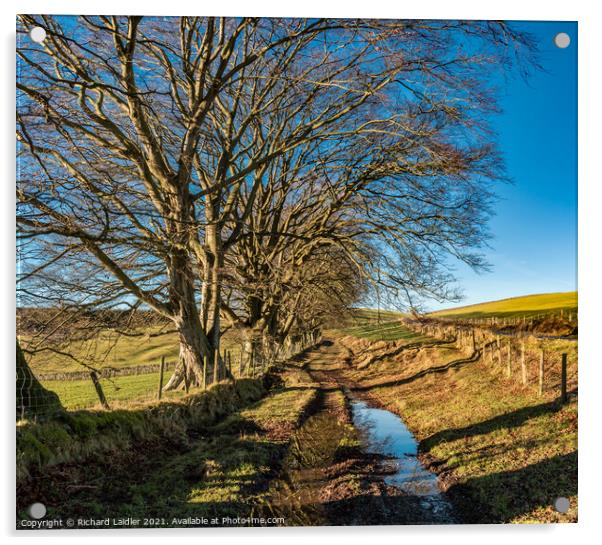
[
  {"xmin": 17, "ymin": 378, "xmax": 265, "ymax": 485},
  {"xmin": 17, "ymin": 368, "xmax": 318, "ymax": 526},
  {"xmin": 340, "ymin": 333, "xmax": 578, "ymax": 523}
]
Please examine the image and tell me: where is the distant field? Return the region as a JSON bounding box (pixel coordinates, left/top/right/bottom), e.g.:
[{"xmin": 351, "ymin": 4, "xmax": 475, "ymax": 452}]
[
  {"xmin": 341, "ymin": 308, "xmax": 435, "ymax": 341},
  {"xmin": 430, "ymin": 292, "xmax": 577, "ymax": 320},
  {"xmin": 25, "ymin": 306, "xmax": 404, "ymax": 375},
  {"xmin": 347, "ymin": 307, "xmax": 405, "ymax": 325},
  {"xmin": 22, "ymin": 326, "xmax": 245, "ymax": 409},
  {"xmin": 21, "ymin": 328, "xmax": 242, "ymax": 375},
  {"xmin": 20, "ymin": 327, "xmax": 179, "ymax": 375},
  {"xmin": 41, "ymin": 356, "xmax": 251, "ymax": 410},
  {"xmin": 339, "ymin": 320, "xmax": 429, "ymax": 342}
]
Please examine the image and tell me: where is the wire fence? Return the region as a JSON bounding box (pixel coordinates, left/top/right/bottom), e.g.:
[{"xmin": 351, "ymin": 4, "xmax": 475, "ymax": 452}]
[
  {"xmin": 432, "ymin": 308, "xmax": 578, "ymax": 329},
  {"xmin": 35, "ymin": 361, "xmax": 180, "ymax": 382},
  {"xmin": 405, "ymin": 318, "xmax": 577, "ymax": 402},
  {"xmin": 16, "ymin": 329, "xmax": 323, "ymax": 420}
]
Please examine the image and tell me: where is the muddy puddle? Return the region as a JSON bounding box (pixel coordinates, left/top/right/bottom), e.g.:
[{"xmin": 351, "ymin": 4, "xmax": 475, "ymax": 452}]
[
  {"xmin": 350, "ymin": 397, "xmax": 456, "ymax": 521},
  {"xmin": 261, "ymin": 389, "xmax": 457, "ymax": 525}
]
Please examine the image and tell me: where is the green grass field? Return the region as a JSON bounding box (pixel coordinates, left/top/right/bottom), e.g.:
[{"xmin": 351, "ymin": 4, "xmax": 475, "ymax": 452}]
[
  {"xmin": 347, "ymin": 307, "xmax": 404, "ymax": 324},
  {"xmin": 21, "ymin": 328, "xmax": 180, "ymax": 374},
  {"xmin": 40, "ymin": 371, "xmax": 178, "ymax": 410},
  {"xmin": 339, "ymin": 320, "xmax": 427, "ymax": 342},
  {"xmin": 24, "ymin": 327, "xmax": 243, "ymax": 409},
  {"xmin": 29, "ymin": 306, "xmax": 402, "ymax": 408},
  {"xmin": 22, "ymin": 328, "xmax": 244, "ymax": 376},
  {"xmin": 41, "ymin": 363, "xmax": 256, "ymax": 411},
  {"xmin": 338, "ymin": 307, "xmax": 417, "ymax": 341},
  {"xmin": 430, "ymin": 291, "xmax": 577, "ymax": 320}
]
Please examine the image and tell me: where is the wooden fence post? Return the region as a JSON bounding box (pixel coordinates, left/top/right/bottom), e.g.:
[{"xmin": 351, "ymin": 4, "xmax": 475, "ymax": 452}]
[
  {"xmin": 506, "ymin": 342, "xmax": 511, "ymax": 378},
  {"xmin": 203, "ymin": 354, "xmax": 208, "ymax": 390},
  {"xmin": 496, "ymin": 336, "xmax": 501, "ymax": 367},
  {"xmin": 157, "ymin": 356, "xmax": 165, "ymax": 400},
  {"xmin": 521, "ymin": 343, "xmax": 527, "ymax": 385},
  {"xmin": 90, "ymin": 371, "xmax": 110, "ymax": 410},
  {"xmin": 538, "ymin": 349, "xmax": 545, "ymax": 396},
  {"xmin": 561, "ymin": 353, "xmax": 568, "ymax": 403},
  {"xmin": 213, "ymin": 348, "xmax": 219, "ymax": 384}
]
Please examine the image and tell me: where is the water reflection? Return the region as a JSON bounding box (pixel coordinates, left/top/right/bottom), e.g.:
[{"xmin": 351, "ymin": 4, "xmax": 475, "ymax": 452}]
[{"xmin": 350, "ymin": 398, "xmax": 455, "ymax": 519}]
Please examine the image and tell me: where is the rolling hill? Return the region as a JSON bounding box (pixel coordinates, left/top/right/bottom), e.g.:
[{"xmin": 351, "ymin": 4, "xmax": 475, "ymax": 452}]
[{"xmin": 430, "ymin": 291, "xmax": 577, "ymax": 319}]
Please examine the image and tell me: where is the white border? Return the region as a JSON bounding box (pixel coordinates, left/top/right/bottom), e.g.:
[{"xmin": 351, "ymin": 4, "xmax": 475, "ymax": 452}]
[
  {"xmin": 3, "ymin": 1, "xmax": 600, "ymax": 543},
  {"xmin": 1, "ymin": 0, "xmax": 590, "ymax": 18}
]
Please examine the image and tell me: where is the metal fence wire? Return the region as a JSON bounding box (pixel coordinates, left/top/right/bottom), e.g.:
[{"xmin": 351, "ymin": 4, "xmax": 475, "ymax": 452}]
[{"xmin": 16, "ymin": 329, "xmax": 322, "ymax": 421}]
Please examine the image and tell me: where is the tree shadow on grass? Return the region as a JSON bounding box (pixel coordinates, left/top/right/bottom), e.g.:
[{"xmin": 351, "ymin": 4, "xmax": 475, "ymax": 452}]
[
  {"xmin": 447, "ymin": 451, "xmax": 577, "ymax": 523},
  {"xmin": 16, "ymin": 377, "xmax": 304, "ymax": 524},
  {"xmin": 421, "ymin": 394, "xmax": 576, "ymax": 451},
  {"xmin": 18, "ymin": 410, "xmax": 578, "ymax": 527},
  {"xmin": 351, "ymin": 349, "xmax": 482, "ymax": 392},
  {"xmin": 17, "ymin": 423, "xmax": 289, "ymax": 525}
]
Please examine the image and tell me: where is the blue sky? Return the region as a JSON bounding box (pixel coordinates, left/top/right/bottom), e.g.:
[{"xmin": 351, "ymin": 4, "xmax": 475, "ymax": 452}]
[{"xmin": 430, "ymin": 20, "xmax": 577, "ymax": 311}]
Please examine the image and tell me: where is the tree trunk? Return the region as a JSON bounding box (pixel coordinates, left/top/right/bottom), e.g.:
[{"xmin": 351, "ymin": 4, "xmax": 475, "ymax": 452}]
[
  {"xmin": 163, "ymin": 314, "xmax": 214, "ymax": 391},
  {"xmin": 203, "ymin": 216, "xmax": 226, "ymax": 380},
  {"xmin": 163, "ymin": 253, "xmax": 214, "ymax": 390},
  {"xmin": 16, "ymin": 340, "xmax": 63, "ymax": 420},
  {"xmin": 238, "ymin": 326, "xmax": 259, "ymax": 375}
]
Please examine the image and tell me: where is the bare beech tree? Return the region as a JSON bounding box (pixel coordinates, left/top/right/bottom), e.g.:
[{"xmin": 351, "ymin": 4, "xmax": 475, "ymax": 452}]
[
  {"xmin": 213, "ymin": 21, "xmax": 537, "ymax": 358},
  {"xmin": 17, "ymin": 15, "xmax": 536, "ymax": 388},
  {"xmin": 17, "ymin": 15, "xmax": 388, "ymax": 386}
]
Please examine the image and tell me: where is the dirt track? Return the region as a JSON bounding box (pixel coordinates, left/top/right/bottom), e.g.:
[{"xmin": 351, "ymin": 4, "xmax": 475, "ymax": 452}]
[
  {"xmin": 267, "ymin": 338, "xmax": 458, "ymax": 525},
  {"xmin": 18, "ymin": 337, "xmax": 459, "ymax": 527}
]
